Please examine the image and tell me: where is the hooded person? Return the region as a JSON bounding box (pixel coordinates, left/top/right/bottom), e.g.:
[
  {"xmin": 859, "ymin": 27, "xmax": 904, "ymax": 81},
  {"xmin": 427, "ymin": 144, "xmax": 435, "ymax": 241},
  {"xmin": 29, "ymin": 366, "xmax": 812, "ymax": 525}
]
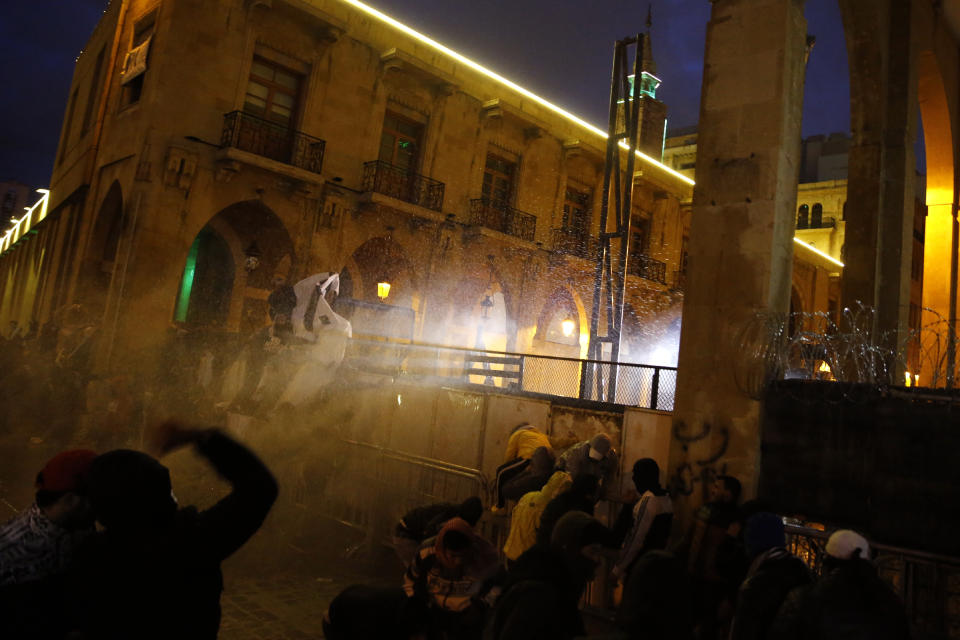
[
  {"xmin": 394, "ymin": 496, "xmax": 484, "ymax": 566},
  {"xmin": 535, "ymin": 473, "xmax": 601, "ymax": 548},
  {"xmin": 615, "ymin": 550, "xmax": 693, "ymax": 640},
  {"xmin": 68, "ymin": 421, "xmax": 278, "ymax": 639},
  {"xmin": 769, "ymin": 529, "xmax": 910, "ymax": 640},
  {"xmin": 555, "ymin": 432, "xmax": 619, "ymax": 486},
  {"xmin": 493, "ymin": 424, "xmax": 553, "ymax": 510},
  {"xmin": 0, "ymin": 449, "xmax": 97, "ymax": 640},
  {"xmin": 728, "ymin": 513, "xmax": 811, "ymax": 640},
  {"xmin": 503, "ymin": 471, "xmax": 572, "ymax": 563},
  {"xmin": 484, "ymin": 510, "xmax": 609, "ymax": 640},
  {"xmin": 323, "ymin": 584, "xmax": 431, "ymax": 640},
  {"xmin": 404, "ymin": 517, "xmax": 500, "ymax": 640},
  {"xmin": 612, "ymin": 458, "xmax": 674, "ymax": 581}
]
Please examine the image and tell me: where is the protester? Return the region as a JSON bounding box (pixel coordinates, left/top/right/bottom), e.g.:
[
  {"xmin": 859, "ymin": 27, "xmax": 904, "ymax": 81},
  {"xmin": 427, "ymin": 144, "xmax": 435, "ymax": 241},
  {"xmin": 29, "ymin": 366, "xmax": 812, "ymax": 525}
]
[
  {"xmin": 323, "ymin": 584, "xmax": 430, "ymax": 640},
  {"xmin": 535, "ymin": 473, "xmax": 601, "ymax": 547},
  {"xmin": 682, "ymin": 474, "xmax": 742, "ymax": 640},
  {"xmin": 0, "ymin": 449, "xmax": 97, "ymax": 639},
  {"xmin": 555, "ymin": 432, "xmax": 618, "ymax": 486},
  {"xmin": 493, "ymin": 424, "xmax": 552, "ymax": 509},
  {"xmin": 394, "ymin": 496, "xmax": 484, "ymax": 567},
  {"xmin": 500, "ymin": 445, "xmax": 555, "ymax": 504},
  {"xmin": 502, "ymin": 470, "xmax": 572, "ymax": 563},
  {"xmin": 484, "ymin": 510, "xmax": 609, "ymax": 640},
  {"xmin": 69, "ymin": 420, "xmax": 278, "ymax": 639},
  {"xmin": 404, "ymin": 517, "xmax": 500, "ymax": 640},
  {"xmin": 728, "ymin": 512, "xmax": 811, "ymax": 640},
  {"xmin": 616, "ymin": 550, "xmax": 693, "ymax": 640},
  {"xmin": 612, "ymin": 458, "xmax": 673, "ymax": 581},
  {"xmin": 769, "ymin": 529, "xmax": 911, "ymax": 640}
]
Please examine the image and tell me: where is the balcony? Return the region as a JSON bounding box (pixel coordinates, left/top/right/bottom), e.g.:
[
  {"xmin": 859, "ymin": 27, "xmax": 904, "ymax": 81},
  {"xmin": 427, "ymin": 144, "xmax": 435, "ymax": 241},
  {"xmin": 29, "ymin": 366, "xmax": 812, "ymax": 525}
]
[
  {"xmin": 470, "ymin": 198, "xmax": 536, "ymax": 242},
  {"xmin": 552, "ymin": 228, "xmax": 597, "ymax": 260},
  {"xmin": 361, "ymin": 160, "xmax": 445, "ymax": 211},
  {"xmin": 221, "ymin": 111, "xmax": 325, "ymax": 174},
  {"xmin": 627, "ymin": 253, "xmax": 667, "ymax": 284},
  {"xmin": 797, "ymin": 216, "xmax": 837, "ymax": 230}
]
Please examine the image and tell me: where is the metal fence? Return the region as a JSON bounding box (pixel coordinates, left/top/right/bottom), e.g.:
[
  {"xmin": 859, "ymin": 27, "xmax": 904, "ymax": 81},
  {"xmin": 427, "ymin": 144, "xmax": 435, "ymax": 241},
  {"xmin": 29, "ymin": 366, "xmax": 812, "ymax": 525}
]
[
  {"xmin": 785, "ymin": 523, "xmax": 960, "ymax": 637},
  {"xmin": 362, "ymin": 160, "xmax": 445, "ymax": 211},
  {"xmin": 221, "ymin": 110, "xmax": 325, "ymax": 174},
  {"xmin": 346, "ymin": 337, "xmax": 677, "ymax": 410},
  {"xmin": 552, "ymin": 228, "xmax": 598, "ymax": 260},
  {"xmin": 627, "ymin": 253, "xmax": 667, "ymax": 284},
  {"xmin": 469, "ymin": 198, "xmax": 537, "ymax": 242}
]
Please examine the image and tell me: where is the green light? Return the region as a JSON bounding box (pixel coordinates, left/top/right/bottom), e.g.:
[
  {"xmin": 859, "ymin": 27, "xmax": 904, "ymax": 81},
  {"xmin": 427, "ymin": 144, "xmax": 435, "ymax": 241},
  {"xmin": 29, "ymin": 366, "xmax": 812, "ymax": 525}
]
[{"xmin": 174, "ymin": 235, "xmax": 200, "ymax": 322}]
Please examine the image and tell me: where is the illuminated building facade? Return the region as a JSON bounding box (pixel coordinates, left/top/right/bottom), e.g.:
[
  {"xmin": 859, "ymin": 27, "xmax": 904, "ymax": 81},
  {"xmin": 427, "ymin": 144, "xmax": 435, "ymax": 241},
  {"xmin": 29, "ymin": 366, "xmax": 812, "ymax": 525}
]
[{"xmin": 0, "ymin": 0, "xmax": 692, "ymax": 376}]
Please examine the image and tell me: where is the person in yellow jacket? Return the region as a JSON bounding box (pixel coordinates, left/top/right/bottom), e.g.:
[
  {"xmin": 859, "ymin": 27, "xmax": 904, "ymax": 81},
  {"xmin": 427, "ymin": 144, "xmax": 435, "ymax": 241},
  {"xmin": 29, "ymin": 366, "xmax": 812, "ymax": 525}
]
[
  {"xmin": 494, "ymin": 424, "xmax": 553, "ymax": 510},
  {"xmin": 502, "ymin": 471, "xmax": 572, "ymax": 563}
]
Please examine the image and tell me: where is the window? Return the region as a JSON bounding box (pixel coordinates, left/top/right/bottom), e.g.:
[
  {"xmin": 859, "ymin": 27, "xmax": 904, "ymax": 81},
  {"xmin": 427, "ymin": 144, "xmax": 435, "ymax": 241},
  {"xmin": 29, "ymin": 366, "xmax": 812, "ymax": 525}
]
[
  {"xmin": 797, "ymin": 204, "xmax": 809, "ymax": 229},
  {"xmin": 812, "ymin": 203, "xmax": 823, "ymax": 227},
  {"xmin": 631, "ymin": 216, "xmax": 651, "ymax": 255},
  {"xmin": 378, "ymin": 111, "xmax": 423, "ymax": 170},
  {"xmin": 81, "ymin": 47, "xmax": 106, "ymax": 136},
  {"xmin": 244, "ymin": 57, "xmax": 303, "ymax": 127},
  {"xmin": 562, "ymin": 185, "xmax": 591, "ymax": 236},
  {"xmin": 121, "ymin": 12, "xmax": 156, "ymax": 106},
  {"xmin": 482, "ymin": 154, "xmax": 516, "ymax": 207}
]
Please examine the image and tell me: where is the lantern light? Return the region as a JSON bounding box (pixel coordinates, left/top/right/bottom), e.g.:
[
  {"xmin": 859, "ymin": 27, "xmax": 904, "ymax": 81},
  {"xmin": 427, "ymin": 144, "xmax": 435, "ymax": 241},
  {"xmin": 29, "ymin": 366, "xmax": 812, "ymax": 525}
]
[
  {"xmin": 243, "ymin": 242, "xmax": 262, "ymax": 273},
  {"xmin": 561, "ymin": 318, "xmax": 575, "ymax": 337},
  {"xmin": 377, "ymin": 281, "xmax": 391, "ymax": 301}
]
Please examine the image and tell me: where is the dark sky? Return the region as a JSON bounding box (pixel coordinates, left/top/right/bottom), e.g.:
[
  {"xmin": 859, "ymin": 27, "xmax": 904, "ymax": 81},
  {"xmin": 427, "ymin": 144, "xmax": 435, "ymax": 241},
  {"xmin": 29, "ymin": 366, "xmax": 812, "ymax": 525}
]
[{"xmin": 0, "ymin": 0, "xmax": 850, "ymax": 189}]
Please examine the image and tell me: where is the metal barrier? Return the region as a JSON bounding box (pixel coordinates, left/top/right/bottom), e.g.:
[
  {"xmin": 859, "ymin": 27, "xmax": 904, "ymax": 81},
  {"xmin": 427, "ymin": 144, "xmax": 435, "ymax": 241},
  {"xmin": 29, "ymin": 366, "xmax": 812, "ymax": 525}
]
[
  {"xmin": 346, "ymin": 337, "xmax": 677, "ymax": 410},
  {"xmin": 221, "ymin": 111, "xmax": 325, "ymax": 173},
  {"xmin": 785, "ymin": 523, "xmax": 960, "ymax": 636},
  {"xmin": 320, "ymin": 438, "xmax": 488, "ymax": 547},
  {"xmin": 362, "ymin": 160, "xmax": 445, "ymax": 211},
  {"xmin": 469, "ymin": 198, "xmax": 537, "ymax": 242}
]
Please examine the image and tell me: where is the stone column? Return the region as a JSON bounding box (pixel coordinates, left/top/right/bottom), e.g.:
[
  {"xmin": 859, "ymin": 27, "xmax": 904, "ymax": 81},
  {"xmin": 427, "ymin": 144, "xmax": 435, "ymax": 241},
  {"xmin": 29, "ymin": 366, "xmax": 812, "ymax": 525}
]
[
  {"xmin": 839, "ymin": 0, "xmax": 917, "ymax": 361},
  {"xmin": 669, "ymin": 0, "xmax": 807, "ymax": 519}
]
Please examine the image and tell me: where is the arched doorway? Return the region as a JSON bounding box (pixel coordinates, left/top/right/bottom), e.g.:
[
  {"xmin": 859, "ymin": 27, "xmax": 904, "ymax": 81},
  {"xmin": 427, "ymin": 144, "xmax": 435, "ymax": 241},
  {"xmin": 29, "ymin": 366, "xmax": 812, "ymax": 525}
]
[
  {"xmin": 174, "ymin": 200, "xmax": 295, "ymax": 334},
  {"xmin": 76, "ymin": 181, "xmax": 123, "ymax": 319},
  {"xmin": 344, "ymin": 236, "xmax": 417, "ymax": 340}
]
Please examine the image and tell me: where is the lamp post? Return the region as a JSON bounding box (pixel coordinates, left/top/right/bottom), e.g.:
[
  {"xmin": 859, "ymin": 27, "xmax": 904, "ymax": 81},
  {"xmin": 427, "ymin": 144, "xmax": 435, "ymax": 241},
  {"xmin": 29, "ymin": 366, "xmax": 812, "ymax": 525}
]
[{"xmin": 377, "ymin": 280, "xmax": 391, "ymax": 302}]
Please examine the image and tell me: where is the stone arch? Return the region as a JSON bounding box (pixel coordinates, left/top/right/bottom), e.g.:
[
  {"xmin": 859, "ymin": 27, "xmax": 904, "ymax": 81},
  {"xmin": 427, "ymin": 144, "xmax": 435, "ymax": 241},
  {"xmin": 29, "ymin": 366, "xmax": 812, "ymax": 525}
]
[
  {"xmin": 534, "ymin": 285, "xmax": 587, "ymax": 349},
  {"xmin": 174, "ymin": 200, "xmax": 295, "ymax": 333},
  {"xmin": 76, "ymin": 181, "xmax": 123, "ymax": 319},
  {"xmin": 343, "ymin": 235, "xmax": 419, "ymax": 339}
]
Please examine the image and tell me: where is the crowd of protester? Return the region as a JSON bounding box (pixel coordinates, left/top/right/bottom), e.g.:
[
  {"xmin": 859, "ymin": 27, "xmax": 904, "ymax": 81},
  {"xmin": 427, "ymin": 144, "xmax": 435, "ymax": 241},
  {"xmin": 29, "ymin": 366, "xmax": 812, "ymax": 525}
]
[{"xmin": 0, "ymin": 414, "xmax": 912, "ymax": 639}]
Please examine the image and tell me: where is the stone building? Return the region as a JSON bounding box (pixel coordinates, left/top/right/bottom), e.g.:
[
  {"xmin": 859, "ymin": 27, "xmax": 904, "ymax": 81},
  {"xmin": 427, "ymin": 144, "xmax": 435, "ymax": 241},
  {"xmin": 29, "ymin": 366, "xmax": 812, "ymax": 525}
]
[{"xmin": 0, "ymin": 0, "xmax": 692, "ymax": 379}]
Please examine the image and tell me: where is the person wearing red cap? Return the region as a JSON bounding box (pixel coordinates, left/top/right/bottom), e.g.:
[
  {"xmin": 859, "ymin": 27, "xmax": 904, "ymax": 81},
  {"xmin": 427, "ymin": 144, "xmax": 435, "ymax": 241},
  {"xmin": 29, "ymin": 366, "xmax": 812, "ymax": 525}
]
[
  {"xmin": 0, "ymin": 449, "xmax": 97, "ymax": 639},
  {"xmin": 0, "ymin": 448, "xmax": 98, "ymax": 586}
]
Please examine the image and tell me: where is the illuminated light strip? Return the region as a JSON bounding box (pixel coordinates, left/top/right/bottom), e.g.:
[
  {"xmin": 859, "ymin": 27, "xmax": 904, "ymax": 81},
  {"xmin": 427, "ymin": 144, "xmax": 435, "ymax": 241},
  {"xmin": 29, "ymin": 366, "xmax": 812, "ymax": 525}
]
[
  {"xmin": 0, "ymin": 189, "xmax": 49, "ymax": 255},
  {"xmin": 337, "ymin": 0, "xmax": 695, "ymax": 186},
  {"xmin": 793, "ymin": 236, "xmax": 844, "ymax": 268}
]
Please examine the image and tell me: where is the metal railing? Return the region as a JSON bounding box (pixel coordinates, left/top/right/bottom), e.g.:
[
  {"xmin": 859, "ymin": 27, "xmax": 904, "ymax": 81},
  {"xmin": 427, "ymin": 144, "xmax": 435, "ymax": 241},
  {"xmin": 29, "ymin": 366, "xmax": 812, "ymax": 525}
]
[
  {"xmin": 470, "ymin": 198, "xmax": 537, "ymax": 242},
  {"xmin": 362, "ymin": 160, "xmax": 445, "ymax": 211},
  {"xmin": 552, "ymin": 228, "xmax": 598, "ymax": 260},
  {"xmin": 221, "ymin": 110, "xmax": 325, "ymax": 174},
  {"xmin": 627, "ymin": 253, "xmax": 667, "ymax": 284},
  {"xmin": 785, "ymin": 523, "xmax": 960, "ymax": 636},
  {"xmin": 345, "ymin": 337, "xmax": 678, "ymax": 410},
  {"xmin": 797, "ymin": 216, "xmax": 837, "ymax": 230}
]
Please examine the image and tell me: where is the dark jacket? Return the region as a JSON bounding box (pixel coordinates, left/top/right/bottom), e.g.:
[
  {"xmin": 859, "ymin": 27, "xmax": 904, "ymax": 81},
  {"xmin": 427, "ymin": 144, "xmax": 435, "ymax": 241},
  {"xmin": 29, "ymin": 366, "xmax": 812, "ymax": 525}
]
[
  {"xmin": 323, "ymin": 584, "xmax": 429, "ymax": 640},
  {"xmin": 395, "ymin": 502, "xmax": 460, "ymax": 542},
  {"xmin": 535, "ymin": 478, "xmax": 596, "ymax": 548},
  {"xmin": 616, "ymin": 551, "xmax": 693, "ymax": 640},
  {"xmin": 70, "ymin": 431, "xmax": 278, "ymax": 639},
  {"xmin": 483, "ymin": 547, "xmax": 588, "ymax": 640},
  {"xmin": 729, "ymin": 548, "xmax": 811, "ymax": 640},
  {"xmin": 768, "ymin": 558, "xmax": 911, "ymax": 640}
]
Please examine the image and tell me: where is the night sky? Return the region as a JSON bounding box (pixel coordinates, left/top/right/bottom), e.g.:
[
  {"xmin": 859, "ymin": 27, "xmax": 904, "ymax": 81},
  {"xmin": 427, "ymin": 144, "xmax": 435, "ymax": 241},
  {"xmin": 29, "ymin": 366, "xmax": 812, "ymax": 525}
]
[{"xmin": 0, "ymin": 0, "xmax": 850, "ymax": 190}]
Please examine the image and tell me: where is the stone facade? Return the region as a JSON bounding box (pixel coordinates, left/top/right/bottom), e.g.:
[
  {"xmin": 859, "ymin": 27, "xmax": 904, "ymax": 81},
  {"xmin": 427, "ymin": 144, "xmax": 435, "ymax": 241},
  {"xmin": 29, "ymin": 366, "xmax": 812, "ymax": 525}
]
[{"xmin": 0, "ymin": 0, "xmax": 692, "ymax": 377}]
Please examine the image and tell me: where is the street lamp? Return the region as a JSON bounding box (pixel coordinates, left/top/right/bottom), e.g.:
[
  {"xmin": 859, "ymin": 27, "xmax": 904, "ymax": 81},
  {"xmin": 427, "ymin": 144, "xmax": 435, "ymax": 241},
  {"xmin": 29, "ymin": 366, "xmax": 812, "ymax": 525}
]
[
  {"xmin": 480, "ymin": 295, "xmax": 494, "ymax": 319},
  {"xmin": 561, "ymin": 317, "xmax": 576, "ymax": 337},
  {"xmin": 377, "ymin": 280, "xmax": 391, "ymax": 302}
]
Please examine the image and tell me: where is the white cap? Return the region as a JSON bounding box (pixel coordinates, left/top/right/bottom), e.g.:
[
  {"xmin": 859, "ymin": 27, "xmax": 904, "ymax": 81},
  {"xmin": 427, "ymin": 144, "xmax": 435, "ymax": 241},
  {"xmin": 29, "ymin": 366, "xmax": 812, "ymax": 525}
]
[{"xmin": 825, "ymin": 529, "xmax": 871, "ymax": 560}]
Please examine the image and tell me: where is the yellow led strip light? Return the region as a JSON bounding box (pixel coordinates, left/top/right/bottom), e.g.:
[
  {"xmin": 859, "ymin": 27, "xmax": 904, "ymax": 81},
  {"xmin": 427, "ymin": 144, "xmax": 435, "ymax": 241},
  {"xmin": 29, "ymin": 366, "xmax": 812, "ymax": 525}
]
[
  {"xmin": 0, "ymin": 190, "xmax": 49, "ymax": 255},
  {"xmin": 793, "ymin": 236, "xmax": 844, "ymax": 268}
]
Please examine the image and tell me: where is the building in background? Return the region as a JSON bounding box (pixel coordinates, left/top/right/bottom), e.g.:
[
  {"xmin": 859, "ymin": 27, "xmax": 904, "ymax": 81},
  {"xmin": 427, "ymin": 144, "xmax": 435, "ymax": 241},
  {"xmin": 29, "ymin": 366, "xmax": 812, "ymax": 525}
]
[{"xmin": 0, "ymin": 0, "xmax": 691, "ymax": 385}]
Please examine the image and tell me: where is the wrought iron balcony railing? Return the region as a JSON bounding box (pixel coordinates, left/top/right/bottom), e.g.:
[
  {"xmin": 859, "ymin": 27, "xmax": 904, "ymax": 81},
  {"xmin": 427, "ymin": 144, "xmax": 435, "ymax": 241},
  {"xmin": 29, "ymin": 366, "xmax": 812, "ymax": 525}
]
[
  {"xmin": 627, "ymin": 253, "xmax": 667, "ymax": 284},
  {"xmin": 552, "ymin": 228, "xmax": 597, "ymax": 260},
  {"xmin": 221, "ymin": 111, "xmax": 325, "ymax": 174},
  {"xmin": 361, "ymin": 160, "xmax": 445, "ymax": 211},
  {"xmin": 797, "ymin": 216, "xmax": 837, "ymax": 230},
  {"xmin": 470, "ymin": 198, "xmax": 536, "ymax": 242}
]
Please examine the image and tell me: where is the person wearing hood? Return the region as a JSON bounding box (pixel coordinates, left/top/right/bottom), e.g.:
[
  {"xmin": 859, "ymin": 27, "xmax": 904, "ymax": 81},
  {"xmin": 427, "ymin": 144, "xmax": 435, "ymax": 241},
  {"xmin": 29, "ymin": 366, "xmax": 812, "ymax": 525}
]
[
  {"xmin": 728, "ymin": 512, "xmax": 811, "ymax": 640},
  {"xmin": 68, "ymin": 420, "xmax": 278, "ymax": 639},
  {"xmin": 616, "ymin": 550, "xmax": 693, "ymax": 640},
  {"xmin": 502, "ymin": 470, "xmax": 572, "ymax": 563},
  {"xmin": 769, "ymin": 529, "xmax": 910, "ymax": 640},
  {"xmin": 535, "ymin": 473, "xmax": 600, "ymax": 548},
  {"xmin": 0, "ymin": 449, "xmax": 97, "ymax": 639},
  {"xmin": 484, "ymin": 510, "xmax": 609, "ymax": 640},
  {"xmin": 493, "ymin": 424, "xmax": 552, "ymax": 510},
  {"xmin": 500, "ymin": 446, "xmax": 556, "ymax": 504},
  {"xmin": 323, "ymin": 584, "xmax": 431, "ymax": 640},
  {"xmin": 612, "ymin": 458, "xmax": 674, "ymax": 582},
  {"xmin": 394, "ymin": 496, "xmax": 484, "ymax": 567},
  {"xmin": 404, "ymin": 517, "xmax": 500, "ymax": 640}
]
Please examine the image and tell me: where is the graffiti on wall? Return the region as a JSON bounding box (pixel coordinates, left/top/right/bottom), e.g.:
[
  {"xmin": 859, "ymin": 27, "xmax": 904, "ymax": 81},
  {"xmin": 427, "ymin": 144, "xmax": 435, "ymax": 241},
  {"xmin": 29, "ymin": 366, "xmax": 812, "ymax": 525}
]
[{"xmin": 669, "ymin": 418, "xmax": 729, "ymax": 501}]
